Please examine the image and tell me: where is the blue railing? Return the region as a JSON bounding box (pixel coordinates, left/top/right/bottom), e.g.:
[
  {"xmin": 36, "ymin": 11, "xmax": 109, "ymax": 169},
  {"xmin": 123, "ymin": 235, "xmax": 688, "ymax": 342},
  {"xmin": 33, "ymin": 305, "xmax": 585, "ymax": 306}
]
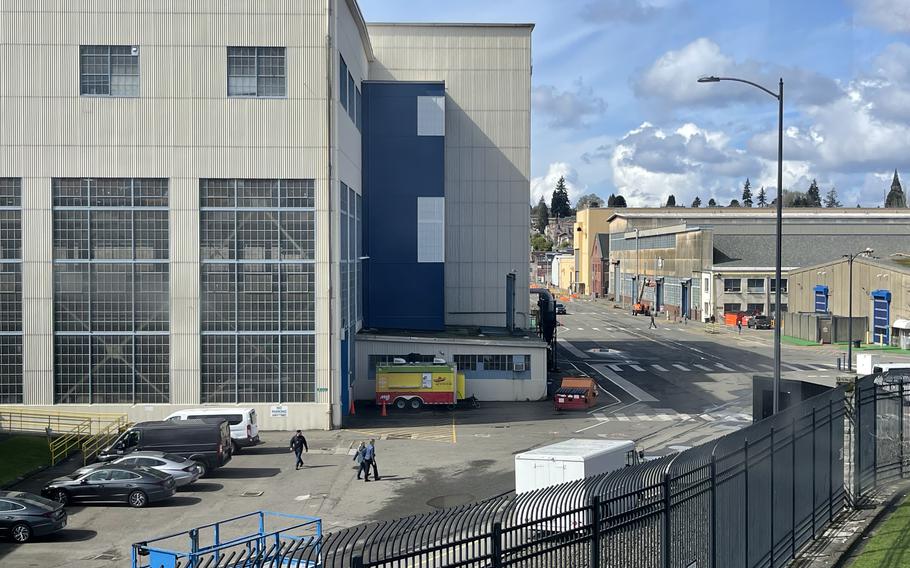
[{"xmin": 132, "ymin": 510, "xmax": 322, "ymax": 568}]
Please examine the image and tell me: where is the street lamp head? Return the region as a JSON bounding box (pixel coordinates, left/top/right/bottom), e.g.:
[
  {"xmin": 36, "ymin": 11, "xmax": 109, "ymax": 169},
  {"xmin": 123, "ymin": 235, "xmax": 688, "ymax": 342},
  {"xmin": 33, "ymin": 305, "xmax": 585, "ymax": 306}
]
[
  {"xmin": 863, "ymin": 247, "xmax": 874, "ymax": 255},
  {"xmin": 697, "ymin": 75, "xmax": 720, "ymax": 83}
]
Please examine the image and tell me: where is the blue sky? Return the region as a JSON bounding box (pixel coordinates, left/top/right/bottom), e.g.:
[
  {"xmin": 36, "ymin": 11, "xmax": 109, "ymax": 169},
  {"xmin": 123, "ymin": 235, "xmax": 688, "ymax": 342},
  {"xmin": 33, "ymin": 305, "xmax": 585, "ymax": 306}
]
[{"xmin": 359, "ymin": 0, "xmax": 910, "ymax": 208}]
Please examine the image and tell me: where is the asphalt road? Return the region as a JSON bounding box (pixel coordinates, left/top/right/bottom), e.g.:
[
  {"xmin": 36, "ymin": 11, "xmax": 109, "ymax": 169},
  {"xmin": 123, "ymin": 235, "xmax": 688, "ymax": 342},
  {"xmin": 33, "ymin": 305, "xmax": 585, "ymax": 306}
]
[{"xmin": 552, "ymin": 298, "xmax": 849, "ymax": 453}]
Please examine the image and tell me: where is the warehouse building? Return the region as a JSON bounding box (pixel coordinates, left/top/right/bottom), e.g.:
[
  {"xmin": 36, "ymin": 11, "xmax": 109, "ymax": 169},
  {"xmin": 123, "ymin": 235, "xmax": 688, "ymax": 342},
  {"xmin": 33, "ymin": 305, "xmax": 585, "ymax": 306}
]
[
  {"xmin": 0, "ymin": 1, "xmax": 542, "ymax": 428},
  {"xmin": 575, "ymin": 208, "xmax": 910, "ymax": 322},
  {"xmin": 788, "ymin": 255, "xmax": 910, "ymax": 348}
]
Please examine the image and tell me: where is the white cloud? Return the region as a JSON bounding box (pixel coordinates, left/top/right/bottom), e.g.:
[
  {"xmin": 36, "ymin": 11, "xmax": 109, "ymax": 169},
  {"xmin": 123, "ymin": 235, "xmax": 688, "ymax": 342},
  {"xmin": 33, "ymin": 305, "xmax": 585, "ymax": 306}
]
[
  {"xmin": 851, "ymin": 0, "xmax": 910, "ymax": 34},
  {"xmin": 530, "ymin": 162, "xmax": 586, "ymax": 205},
  {"xmin": 634, "ymin": 38, "xmax": 841, "ymax": 108},
  {"xmin": 532, "ymin": 78, "xmax": 607, "ymax": 129}
]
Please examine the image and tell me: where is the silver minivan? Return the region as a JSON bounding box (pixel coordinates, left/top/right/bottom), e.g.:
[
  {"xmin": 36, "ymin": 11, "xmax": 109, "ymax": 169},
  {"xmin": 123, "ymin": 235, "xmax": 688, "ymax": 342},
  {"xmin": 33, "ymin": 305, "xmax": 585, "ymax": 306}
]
[{"xmin": 165, "ymin": 408, "xmax": 260, "ymax": 453}]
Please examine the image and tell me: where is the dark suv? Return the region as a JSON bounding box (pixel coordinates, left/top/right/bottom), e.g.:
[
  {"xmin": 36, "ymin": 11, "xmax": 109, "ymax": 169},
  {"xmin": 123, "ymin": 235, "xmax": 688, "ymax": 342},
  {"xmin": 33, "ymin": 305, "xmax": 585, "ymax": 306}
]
[{"xmin": 748, "ymin": 315, "xmax": 772, "ymax": 330}]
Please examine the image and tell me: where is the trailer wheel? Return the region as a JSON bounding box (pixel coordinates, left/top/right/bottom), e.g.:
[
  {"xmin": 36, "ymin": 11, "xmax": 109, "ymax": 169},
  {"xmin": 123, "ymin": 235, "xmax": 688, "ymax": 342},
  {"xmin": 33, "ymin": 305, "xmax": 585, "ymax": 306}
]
[
  {"xmin": 394, "ymin": 398, "xmax": 407, "ymax": 410},
  {"xmin": 409, "ymin": 398, "xmax": 423, "ymax": 410}
]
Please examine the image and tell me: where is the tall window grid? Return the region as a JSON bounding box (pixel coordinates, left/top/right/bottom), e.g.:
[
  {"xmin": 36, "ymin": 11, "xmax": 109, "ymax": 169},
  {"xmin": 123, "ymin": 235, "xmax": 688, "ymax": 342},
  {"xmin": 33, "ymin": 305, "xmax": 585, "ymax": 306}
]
[
  {"xmin": 52, "ymin": 178, "xmax": 169, "ymax": 404},
  {"xmin": 227, "ymin": 47, "xmax": 286, "ymax": 97},
  {"xmin": 0, "ymin": 180, "xmax": 22, "ymax": 403},
  {"xmin": 200, "ymin": 179, "xmax": 316, "ymax": 403},
  {"xmin": 340, "ymin": 183, "xmax": 361, "ymax": 328}
]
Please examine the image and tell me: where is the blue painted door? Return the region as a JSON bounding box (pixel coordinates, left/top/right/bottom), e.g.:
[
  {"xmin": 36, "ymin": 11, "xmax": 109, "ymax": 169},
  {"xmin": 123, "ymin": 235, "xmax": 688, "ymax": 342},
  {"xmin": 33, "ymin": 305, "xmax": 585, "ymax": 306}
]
[
  {"xmin": 814, "ymin": 285, "xmax": 828, "ymax": 313},
  {"xmin": 681, "ymin": 284, "xmax": 689, "ymax": 318},
  {"xmin": 872, "ymin": 290, "xmax": 891, "ymax": 344}
]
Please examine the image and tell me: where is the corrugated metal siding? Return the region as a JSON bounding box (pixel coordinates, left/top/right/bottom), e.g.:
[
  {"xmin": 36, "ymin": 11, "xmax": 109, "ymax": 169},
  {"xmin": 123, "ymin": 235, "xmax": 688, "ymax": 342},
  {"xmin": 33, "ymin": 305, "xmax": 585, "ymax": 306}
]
[
  {"xmin": 367, "ymin": 25, "xmax": 532, "ymax": 329},
  {"xmin": 2, "ymin": 1, "xmax": 334, "ymax": 418}
]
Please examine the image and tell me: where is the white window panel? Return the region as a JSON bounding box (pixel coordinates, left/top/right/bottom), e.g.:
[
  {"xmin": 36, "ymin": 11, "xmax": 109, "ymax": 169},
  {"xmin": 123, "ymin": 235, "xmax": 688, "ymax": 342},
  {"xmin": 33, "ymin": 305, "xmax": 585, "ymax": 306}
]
[
  {"xmin": 417, "ymin": 96, "xmax": 445, "ymax": 136},
  {"xmin": 417, "ymin": 197, "xmax": 445, "ymax": 263}
]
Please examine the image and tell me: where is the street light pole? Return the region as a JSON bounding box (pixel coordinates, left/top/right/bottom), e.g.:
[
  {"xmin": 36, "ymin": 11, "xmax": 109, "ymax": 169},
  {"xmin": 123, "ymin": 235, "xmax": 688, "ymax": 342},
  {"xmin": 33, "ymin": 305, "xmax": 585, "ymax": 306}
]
[
  {"xmin": 845, "ymin": 248, "xmax": 873, "ymax": 372},
  {"xmin": 699, "ymin": 75, "xmax": 784, "ymax": 414}
]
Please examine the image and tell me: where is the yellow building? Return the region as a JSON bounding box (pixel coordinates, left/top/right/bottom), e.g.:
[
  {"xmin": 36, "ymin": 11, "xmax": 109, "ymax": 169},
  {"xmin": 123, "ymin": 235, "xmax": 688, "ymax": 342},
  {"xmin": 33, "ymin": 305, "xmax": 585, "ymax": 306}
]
[
  {"xmin": 573, "ymin": 207, "xmax": 614, "ymax": 295},
  {"xmin": 556, "ymin": 255, "xmax": 576, "ymax": 293}
]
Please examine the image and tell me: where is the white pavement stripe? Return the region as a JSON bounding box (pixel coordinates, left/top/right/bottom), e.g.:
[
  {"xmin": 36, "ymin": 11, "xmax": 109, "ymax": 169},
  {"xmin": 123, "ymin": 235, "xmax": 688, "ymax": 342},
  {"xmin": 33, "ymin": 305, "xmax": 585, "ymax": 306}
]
[
  {"xmin": 694, "ymin": 364, "xmax": 713, "ymax": 372},
  {"xmin": 577, "ymin": 328, "xmax": 585, "ymax": 331},
  {"xmin": 672, "ymin": 364, "xmax": 691, "ymax": 372},
  {"xmin": 677, "ymin": 414, "xmax": 692, "ymax": 421},
  {"xmin": 635, "ymin": 414, "xmax": 654, "ymax": 421},
  {"xmin": 652, "ymin": 364, "xmax": 669, "ymax": 372},
  {"xmin": 737, "ymin": 363, "xmax": 751, "ymax": 370},
  {"xmin": 592, "ymin": 327, "xmax": 600, "ymax": 331},
  {"xmin": 656, "ymin": 414, "xmax": 673, "ymax": 421},
  {"xmin": 592, "ymin": 364, "xmax": 659, "ymax": 402},
  {"xmin": 782, "ymin": 363, "xmax": 801, "ymax": 371},
  {"xmin": 630, "ymin": 364, "xmax": 646, "ymax": 372},
  {"xmin": 594, "ymin": 413, "xmax": 608, "ymax": 421},
  {"xmin": 805, "ymin": 364, "xmax": 827, "ymax": 371},
  {"xmin": 608, "ymin": 364, "xmax": 623, "ymax": 372},
  {"xmin": 615, "ymin": 414, "xmax": 630, "ymax": 421},
  {"xmin": 715, "ymin": 363, "xmax": 736, "ymax": 372},
  {"xmin": 557, "ymin": 338, "xmax": 588, "ymax": 359},
  {"xmin": 699, "ymin": 414, "xmax": 716, "ymax": 421},
  {"xmin": 757, "ymin": 363, "xmax": 774, "ymax": 371}
]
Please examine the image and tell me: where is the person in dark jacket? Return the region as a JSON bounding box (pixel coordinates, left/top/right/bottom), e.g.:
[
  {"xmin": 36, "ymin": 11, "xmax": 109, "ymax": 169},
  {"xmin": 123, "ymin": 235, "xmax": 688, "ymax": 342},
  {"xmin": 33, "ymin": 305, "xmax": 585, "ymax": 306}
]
[
  {"xmin": 289, "ymin": 430, "xmax": 309, "ymax": 470},
  {"xmin": 368, "ymin": 438, "xmax": 380, "ymax": 481}
]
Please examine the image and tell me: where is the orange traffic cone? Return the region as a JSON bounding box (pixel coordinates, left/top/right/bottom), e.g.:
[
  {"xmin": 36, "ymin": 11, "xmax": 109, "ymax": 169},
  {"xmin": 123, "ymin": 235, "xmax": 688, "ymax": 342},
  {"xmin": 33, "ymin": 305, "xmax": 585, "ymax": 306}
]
[
  {"xmin": 349, "ymin": 399, "xmax": 356, "ymax": 416},
  {"xmin": 380, "ymin": 402, "xmax": 388, "ymax": 417}
]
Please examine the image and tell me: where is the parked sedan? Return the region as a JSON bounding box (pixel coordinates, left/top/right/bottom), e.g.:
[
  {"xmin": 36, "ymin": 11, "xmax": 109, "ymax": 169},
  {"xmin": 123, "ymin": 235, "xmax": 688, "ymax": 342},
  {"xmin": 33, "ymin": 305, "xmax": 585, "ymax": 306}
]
[
  {"xmin": 0, "ymin": 491, "xmax": 67, "ymax": 543},
  {"xmin": 555, "ymin": 302, "xmax": 567, "ymax": 315},
  {"xmin": 42, "ymin": 465, "xmax": 176, "ymax": 508},
  {"xmin": 72, "ymin": 452, "xmax": 202, "ymax": 487}
]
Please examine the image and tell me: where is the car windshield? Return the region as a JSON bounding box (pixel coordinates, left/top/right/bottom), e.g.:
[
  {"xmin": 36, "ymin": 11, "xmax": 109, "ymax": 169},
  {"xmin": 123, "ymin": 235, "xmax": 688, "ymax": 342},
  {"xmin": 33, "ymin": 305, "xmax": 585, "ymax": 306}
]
[
  {"xmin": 136, "ymin": 466, "xmax": 169, "ymax": 479},
  {"xmin": 18, "ymin": 494, "xmax": 59, "ymax": 509},
  {"xmin": 163, "ymin": 454, "xmax": 186, "ymax": 463}
]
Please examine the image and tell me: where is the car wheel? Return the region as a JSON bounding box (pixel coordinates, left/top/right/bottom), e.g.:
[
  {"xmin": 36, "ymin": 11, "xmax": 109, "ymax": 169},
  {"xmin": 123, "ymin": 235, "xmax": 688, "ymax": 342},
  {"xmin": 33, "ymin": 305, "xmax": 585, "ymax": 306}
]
[
  {"xmin": 394, "ymin": 398, "xmax": 407, "ymax": 410},
  {"xmin": 11, "ymin": 522, "xmax": 32, "ymax": 543},
  {"xmin": 128, "ymin": 490, "xmax": 148, "ymax": 508},
  {"xmin": 195, "ymin": 462, "xmax": 207, "ymax": 478},
  {"xmin": 54, "ymin": 490, "xmax": 69, "ymax": 507},
  {"xmin": 409, "ymin": 398, "xmax": 423, "ymax": 410}
]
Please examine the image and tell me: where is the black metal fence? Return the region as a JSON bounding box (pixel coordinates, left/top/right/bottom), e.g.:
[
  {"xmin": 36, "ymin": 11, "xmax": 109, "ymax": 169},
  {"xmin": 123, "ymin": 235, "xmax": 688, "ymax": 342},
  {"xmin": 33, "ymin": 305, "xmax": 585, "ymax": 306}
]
[
  {"xmin": 854, "ymin": 370, "xmax": 910, "ymax": 499},
  {"xmin": 155, "ymin": 386, "xmax": 845, "ymax": 568}
]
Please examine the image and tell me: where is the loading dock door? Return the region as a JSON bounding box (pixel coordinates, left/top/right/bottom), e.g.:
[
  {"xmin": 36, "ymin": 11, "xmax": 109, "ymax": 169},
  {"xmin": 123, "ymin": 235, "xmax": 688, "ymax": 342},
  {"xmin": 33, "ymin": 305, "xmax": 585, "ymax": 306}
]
[
  {"xmin": 681, "ymin": 284, "xmax": 689, "ymax": 318},
  {"xmin": 871, "ymin": 289, "xmax": 891, "ymax": 344}
]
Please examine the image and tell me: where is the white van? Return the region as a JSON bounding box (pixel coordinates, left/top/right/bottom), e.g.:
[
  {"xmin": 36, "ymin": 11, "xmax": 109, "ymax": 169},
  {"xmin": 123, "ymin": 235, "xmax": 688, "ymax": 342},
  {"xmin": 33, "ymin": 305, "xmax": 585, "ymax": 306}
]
[
  {"xmin": 873, "ymin": 363, "xmax": 910, "ymax": 374},
  {"xmin": 165, "ymin": 408, "xmax": 260, "ymax": 452}
]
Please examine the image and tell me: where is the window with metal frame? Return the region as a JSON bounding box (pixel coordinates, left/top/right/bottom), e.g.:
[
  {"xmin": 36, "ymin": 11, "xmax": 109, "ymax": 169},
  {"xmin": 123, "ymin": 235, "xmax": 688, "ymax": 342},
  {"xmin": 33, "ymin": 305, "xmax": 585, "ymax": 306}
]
[
  {"xmin": 200, "ymin": 179, "xmax": 315, "ymax": 403},
  {"xmin": 723, "ymin": 303, "xmax": 742, "ymax": 313},
  {"xmin": 80, "ymin": 45, "xmax": 139, "ymax": 96},
  {"xmin": 770, "ymin": 278, "xmax": 788, "ymax": 293},
  {"xmin": 747, "ymin": 278, "xmax": 765, "ymax": 293},
  {"xmin": 52, "ymin": 178, "xmax": 169, "ymax": 404},
  {"xmin": 0, "ymin": 179, "xmax": 21, "ymax": 404},
  {"xmin": 339, "ymin": 55, "xmax": 348, "ymax": 110},
  {"xmin": 227, "ymin": 47, "xmax": 286, "ymax": 97},
  {"xmin": 723, "ymin": 278, "xmax": 741, "ymax": 293}
]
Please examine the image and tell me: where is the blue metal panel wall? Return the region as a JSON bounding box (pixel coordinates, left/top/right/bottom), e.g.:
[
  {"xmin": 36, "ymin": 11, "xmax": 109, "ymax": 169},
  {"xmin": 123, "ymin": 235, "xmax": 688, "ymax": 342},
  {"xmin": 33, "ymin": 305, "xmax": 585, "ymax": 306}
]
[
  {"xmin": 814, "ymin": 285, "xmax": 829, "ymax": 313},
  {"xmin": 872, "ymin": 289, "xmax": 891, "ymax": 344},
  {"xmin": 362, "ymin": 82, "xmax": 445, "ymax": 330}
]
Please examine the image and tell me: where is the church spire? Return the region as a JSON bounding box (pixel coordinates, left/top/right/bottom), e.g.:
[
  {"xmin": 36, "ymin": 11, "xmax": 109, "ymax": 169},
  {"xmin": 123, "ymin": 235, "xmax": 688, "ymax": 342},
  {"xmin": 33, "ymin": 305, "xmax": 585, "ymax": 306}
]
[{"xmin": 893, "ymin": 169, "xmax": 902, "ymax": 191}]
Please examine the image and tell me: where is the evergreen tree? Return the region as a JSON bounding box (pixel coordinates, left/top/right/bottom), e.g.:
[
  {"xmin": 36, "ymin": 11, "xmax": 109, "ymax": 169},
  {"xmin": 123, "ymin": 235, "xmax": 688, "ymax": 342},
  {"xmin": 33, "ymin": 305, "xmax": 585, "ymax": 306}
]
[
  {"xmin": 756, "ymin": 186, "xmax": 767, "ymax": 207},
  {"xmin": 742, "ymin": 178, "xmax": 753, "ymax": 207},
  {"xmin": 533, "ymin": 196, "xmax": 549, "ymax": 234},
  {"xmin": 607, "ymin": 194, "xmax": 616, "ymax": 207},
  {"xmin": 806, "ymin": 179, "xmax": 822, "ymax": 207},
  {"xmin": 823, "ymin": 187, "xmax": 842, "ymax": 208},
  {"xmin": 729, "ymin": 199, "xmax": 741, "ymax": 207},
  {"xmin": 613, "ymin": 195, "xmax": 628, "ymax": 208},
  {"xmin": 550, "ymin": 176, "xmax": 573, "ymax": 217},
  {"xmin": 885, "ymin": 170, "xmax": 907, "ymax": 208},
  {"xmin": 665, "ymin": 194, "xmax": 676, "ymax": 207},
  {"xmin": 707, "ymin": 198, "xmax": 717, "ymax": 207},
  {"xmin": 691, "ymin": 196, "xmax": 702, "ymax": 208},
  {"xmin": 530, "ymin": 233, "xmax": 553, "ymax": 252}
]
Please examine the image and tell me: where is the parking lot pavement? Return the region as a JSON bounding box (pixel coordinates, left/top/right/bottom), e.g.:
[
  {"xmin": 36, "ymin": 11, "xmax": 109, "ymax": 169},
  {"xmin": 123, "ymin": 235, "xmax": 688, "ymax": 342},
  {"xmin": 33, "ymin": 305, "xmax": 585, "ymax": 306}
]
[{"xmin": 0, "ymin": 402, "xmax": 656, "ymax": 566}]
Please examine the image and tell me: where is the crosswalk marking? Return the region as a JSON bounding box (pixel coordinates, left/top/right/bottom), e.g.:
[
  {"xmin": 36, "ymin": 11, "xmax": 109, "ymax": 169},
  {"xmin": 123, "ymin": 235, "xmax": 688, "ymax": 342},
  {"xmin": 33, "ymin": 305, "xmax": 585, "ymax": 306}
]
[
  {"xmin": 737, "ymin": 363, "xmax": 751, "ymax": 370},
  {"xmin": 782, "ymin": 363, "xmax": 801, "ymax": 371},
  {"xmin": 636, "ymin": 414, "xmax": 654, "ymax": 421},
  {"xmin": 694, "ymin": 364, "xmax": 713, "ymax": 372},
  {"xmin": 656, "ymin": 413, "xmax": 673, "ymax": 421},
  {"xmin": 577, "ymin": 328, "xmax": 585, "ymax": 331},
  {"xmin": 715, "ymin": 363, "xmax": 735, "ymax": 372},
  {"xmin": 592, "ymin": 327, "xmax": 600, "ymax": 331},
  {"xmin": 615, "ymin": 414, "xmax": 630, "ymax": 421},
  {"xmin": 608, "ymin": 364, "xmax": 623, "ymax": 372},
  {"xmin": 806, "ymin": 364, "xmax": 827, "ymax": 371},
  {"xmin": 699, "ymin": 414, "xmax": 716, "ymax": 421},
  {"xmin": 672, "ymin": 364, "xmax": 690, "ymax": 372},
  {"xmin": 630, "ymin": 364, "xmax": 645, "ymax": 372},
  {"xmin": 758, "ymin": 363, "xmax": 774, "ymax": 371},
  {"xmin": 652, "ymin": 364, "xmax": 669, "ymax": 372},
  {"xmin": 593, "ymin": 411, "xmax": 752, "ymax": 423}
]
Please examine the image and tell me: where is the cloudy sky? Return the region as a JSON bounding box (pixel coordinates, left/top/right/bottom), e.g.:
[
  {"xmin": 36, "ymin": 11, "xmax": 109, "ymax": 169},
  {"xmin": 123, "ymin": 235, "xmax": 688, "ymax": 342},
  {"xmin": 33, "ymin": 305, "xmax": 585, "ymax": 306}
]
[{"xmin": 360, "ymin": 0, "xmax": 910, "ymax": 208}]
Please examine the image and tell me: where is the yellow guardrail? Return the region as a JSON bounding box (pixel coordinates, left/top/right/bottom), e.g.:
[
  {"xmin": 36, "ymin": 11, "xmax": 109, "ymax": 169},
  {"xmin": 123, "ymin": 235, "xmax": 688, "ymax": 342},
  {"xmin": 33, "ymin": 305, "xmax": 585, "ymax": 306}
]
[
  {"xmin": 0, "ymin": 406, "xmax": 130, "ymax": 465},
  {"xmin": 81, "ymin": 416, "xmax": 131, "ymax": 465}
]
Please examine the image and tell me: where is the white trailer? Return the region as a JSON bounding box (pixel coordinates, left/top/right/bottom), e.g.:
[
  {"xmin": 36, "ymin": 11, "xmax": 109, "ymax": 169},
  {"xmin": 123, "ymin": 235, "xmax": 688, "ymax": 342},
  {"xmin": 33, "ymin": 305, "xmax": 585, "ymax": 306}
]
[{"xmin": 514, "ymin": 439, "xmax": 638, "ymax": 494}]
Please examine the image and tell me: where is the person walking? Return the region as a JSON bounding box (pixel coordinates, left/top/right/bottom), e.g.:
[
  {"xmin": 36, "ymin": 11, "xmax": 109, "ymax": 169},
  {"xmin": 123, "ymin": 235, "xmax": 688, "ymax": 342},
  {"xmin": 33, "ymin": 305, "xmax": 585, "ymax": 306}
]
[
  {"xmin": 361, "ymin": 439, "xmax": 375, "ymax": 482},
  {"xmin": 736, "ymin": 317, "xmax": 743, "ymax": 335},
  {"xmin": 353, "ymin": 442, "xmax": 366, "ymax": 480},
  {"xmin": 368, "ymin": 439, "xmax": 380, "ymax": 481},
  {"xmin": 289, "ymin": 430, "xmax": 308, "ymax": 470},
  {"xmin": 649, "ymin": 313, "xmax": 657, "ymax": 329}
]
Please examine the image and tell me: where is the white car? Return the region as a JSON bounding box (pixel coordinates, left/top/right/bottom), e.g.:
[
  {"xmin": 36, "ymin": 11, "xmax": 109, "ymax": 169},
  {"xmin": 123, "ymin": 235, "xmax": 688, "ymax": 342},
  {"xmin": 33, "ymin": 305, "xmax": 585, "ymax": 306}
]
[
  {"xmin": 165, "ymin": 408, "xmax": 261, "ymax": 453},
  {"xmin": 73, "ymin": 452, "xmax": 202, "ymax": 487}
]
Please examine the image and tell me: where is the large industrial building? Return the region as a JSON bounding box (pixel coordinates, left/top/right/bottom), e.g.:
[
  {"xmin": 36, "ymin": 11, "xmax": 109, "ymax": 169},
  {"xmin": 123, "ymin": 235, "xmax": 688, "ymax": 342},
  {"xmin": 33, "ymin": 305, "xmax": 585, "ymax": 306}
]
[
  {"xmin": 573, "ymin": 208, "xmax": 910, "ymax": 323},
  {"xmin": 0, "ymin": 1, "xmax": 542, "ymax": 428}
]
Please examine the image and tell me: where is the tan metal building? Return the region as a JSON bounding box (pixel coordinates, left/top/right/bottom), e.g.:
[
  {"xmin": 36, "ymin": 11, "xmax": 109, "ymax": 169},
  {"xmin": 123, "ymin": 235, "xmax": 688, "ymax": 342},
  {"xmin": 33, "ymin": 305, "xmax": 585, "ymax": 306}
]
[{"xmin": 789, "ymin": 255, "xmax": 910, "ymax": 347}]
